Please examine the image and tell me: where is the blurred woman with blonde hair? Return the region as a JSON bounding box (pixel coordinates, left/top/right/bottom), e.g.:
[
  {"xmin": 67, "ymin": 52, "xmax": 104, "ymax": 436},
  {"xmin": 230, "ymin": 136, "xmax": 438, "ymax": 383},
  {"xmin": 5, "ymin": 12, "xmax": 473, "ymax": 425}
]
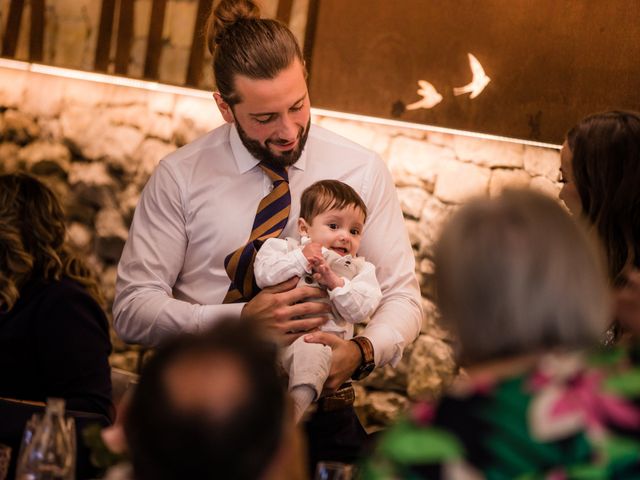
[
  {"xmin": 364, "ymin": 189, "xmax": 640, "ymax": 479},
  {"xmin": 0, "ymin": 172, "xmax": 113, "ymax": 419}
]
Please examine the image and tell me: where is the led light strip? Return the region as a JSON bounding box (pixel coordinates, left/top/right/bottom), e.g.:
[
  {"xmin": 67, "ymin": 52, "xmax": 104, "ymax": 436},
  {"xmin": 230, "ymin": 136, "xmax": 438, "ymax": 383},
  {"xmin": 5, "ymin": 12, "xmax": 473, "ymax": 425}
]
[{"xmin": 0, "ymin": 58, "xmax": 560, "ymax": 150}]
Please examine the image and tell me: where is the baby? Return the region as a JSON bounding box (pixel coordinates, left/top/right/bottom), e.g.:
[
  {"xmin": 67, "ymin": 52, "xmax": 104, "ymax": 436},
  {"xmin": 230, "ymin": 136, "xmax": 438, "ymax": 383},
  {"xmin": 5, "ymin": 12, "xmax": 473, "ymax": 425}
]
[{"xmin": 254, "ymin": 180, "xmax": 382, "ymax": 421}]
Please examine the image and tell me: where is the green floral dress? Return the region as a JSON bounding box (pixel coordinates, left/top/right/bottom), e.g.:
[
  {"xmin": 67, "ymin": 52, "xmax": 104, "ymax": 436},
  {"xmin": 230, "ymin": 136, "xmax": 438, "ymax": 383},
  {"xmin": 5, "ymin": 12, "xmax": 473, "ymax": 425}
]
[{"xmin": 363, "ymin": 347, "xmax": 640, "ymax": 479}]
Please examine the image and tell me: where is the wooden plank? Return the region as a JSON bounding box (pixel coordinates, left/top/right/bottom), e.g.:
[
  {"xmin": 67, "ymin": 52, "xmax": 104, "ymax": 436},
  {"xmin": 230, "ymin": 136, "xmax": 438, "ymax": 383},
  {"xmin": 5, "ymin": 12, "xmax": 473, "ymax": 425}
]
[
  {"xmin": 144, "ymin": 0, "xmax": 168, "ymax": 79},
  {"xmin": 308, "ymin": 0, "xmax": 640, "ymax": 143},
  {"xmin": 185, "ymin": 0, "xmax": 212, "ymax": 86},
  {"xmin": 276, "ymin": 0, "xmax": 294, "ymax": 25},
  {"xmin": 1, "ymin": 0, "xmax": 25, "ymax": 57},
  {"xmin": 95, "ymin": 0, "xmax": 117, "ymax": 71},
  {"xmin": 114, "ymin": 0, "xmax": 134, "ymax": 74},
  {"xmin": 302, "ymin": 0, "xmax": 319, "ymax": 78},
  {"xmin": 29, "ymin": 0, "xmax": 45, "ymax": 61}
]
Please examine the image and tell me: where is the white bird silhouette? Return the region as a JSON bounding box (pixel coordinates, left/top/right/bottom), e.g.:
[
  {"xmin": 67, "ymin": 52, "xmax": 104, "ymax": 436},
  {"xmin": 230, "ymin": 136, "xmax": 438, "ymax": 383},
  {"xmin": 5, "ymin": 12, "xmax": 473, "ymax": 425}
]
[
  {"xmin": 405, "ymin": 80, "xmax": 443, "ymax": 110},
  {"xmin": 454, "ymin": 53, "xmax": 490, "ymax": 99}
]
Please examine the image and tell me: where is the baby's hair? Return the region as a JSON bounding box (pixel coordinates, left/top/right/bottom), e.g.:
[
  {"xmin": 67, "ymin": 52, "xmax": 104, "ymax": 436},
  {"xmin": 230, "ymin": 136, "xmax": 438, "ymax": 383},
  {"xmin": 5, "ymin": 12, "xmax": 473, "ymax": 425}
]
[{"xmin": 299, "ymin": 180, "xmax": 367, "ymax": 223}]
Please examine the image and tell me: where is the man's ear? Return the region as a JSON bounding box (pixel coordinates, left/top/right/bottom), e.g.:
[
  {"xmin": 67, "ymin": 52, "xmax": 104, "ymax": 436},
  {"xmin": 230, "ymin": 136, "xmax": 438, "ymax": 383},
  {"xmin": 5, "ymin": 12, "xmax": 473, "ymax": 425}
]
[
  {"xmin": 213, "ymin": 92, "xmax": 235, "ymax": 124},
  {"xmin": 298, "ymin": 218, "xmax": 309, "ymax": 237}
]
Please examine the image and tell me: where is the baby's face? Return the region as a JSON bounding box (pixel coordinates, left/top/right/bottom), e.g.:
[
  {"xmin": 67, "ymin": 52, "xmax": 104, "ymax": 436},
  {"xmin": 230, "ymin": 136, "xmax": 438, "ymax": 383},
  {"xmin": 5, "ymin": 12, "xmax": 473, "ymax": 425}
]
[{"xmin": 300, "ymin": 205, "xmax": 365, "ymax": 256}]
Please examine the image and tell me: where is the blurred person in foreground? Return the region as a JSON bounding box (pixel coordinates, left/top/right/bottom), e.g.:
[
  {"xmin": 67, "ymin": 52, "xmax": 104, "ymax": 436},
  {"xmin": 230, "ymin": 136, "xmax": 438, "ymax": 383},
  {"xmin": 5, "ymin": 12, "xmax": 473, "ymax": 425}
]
[
  {"xmin": 123, "ymin": 318, "xmax": 305, "ymax": 480},
  {"xmin": 560, "ymin": 110, "xmax": 640, "ymax": 343},
  {"xmin": 363, "ymin": 189, "xmax": 640, "ymax": 479},
  {"xmin": 0, "ymin": 172, "xmax": 113, "ymax": 418}
]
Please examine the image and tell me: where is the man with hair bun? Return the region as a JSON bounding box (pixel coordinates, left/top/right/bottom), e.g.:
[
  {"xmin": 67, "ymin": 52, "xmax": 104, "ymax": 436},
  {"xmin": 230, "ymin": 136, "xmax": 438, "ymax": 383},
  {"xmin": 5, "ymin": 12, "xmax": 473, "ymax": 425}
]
[{"xmin": 114, "ymin": 0, "xmax": 422, "ymax": 469}]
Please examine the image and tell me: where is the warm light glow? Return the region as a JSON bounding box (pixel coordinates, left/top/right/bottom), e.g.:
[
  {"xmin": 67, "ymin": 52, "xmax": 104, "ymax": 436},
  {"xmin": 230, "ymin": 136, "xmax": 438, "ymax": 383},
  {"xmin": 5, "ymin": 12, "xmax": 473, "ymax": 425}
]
[{"xmin": 0, "ymin": 59, "xmax": 560, "ymax": 150}]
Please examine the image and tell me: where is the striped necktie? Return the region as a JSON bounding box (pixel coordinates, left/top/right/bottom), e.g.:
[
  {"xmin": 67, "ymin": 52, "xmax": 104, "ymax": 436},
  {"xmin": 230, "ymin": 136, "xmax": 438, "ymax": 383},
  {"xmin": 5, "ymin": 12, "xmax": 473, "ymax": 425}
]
[{"xmin": 223, "ymin": 163, "xmax": 291, "ymax": 303}]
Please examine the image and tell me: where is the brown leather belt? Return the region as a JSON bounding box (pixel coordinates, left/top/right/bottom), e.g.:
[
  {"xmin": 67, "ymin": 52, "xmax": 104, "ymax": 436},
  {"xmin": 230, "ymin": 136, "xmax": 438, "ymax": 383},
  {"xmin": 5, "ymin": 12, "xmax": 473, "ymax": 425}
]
[{"xmin": 315, "ymin": 383, "xmax": 355, "ymax": 412}]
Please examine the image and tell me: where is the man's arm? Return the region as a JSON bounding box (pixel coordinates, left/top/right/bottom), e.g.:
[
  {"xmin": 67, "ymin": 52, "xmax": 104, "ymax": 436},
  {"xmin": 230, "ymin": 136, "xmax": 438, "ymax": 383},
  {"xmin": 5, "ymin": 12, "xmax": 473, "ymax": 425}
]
[
  {"xmin": 114, "ymin": 162, "xmax": 329, "ymax": 346},
  {"xmin": 113, "ymin": 162, "xmax": 241, "ymax": 345}
]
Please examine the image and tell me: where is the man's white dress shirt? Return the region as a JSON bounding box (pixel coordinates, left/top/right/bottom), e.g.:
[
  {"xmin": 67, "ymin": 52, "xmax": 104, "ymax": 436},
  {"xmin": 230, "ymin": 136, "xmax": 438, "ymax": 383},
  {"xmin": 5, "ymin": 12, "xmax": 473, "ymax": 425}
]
[{"xmin": 113, "ymin": 122, "xmax": 422, "ymax": 367}]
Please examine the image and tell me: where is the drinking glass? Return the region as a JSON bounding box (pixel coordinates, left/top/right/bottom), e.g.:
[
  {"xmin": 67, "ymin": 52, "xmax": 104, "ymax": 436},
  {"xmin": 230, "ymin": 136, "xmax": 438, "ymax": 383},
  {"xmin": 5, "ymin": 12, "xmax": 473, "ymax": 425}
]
[{"xmin": 314, "ymin": 461, "xmax": 353, "ymax": 480}]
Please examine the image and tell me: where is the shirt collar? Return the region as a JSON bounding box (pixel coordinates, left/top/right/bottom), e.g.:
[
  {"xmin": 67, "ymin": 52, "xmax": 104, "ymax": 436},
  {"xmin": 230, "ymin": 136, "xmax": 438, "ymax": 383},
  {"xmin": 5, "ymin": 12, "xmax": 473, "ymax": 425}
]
[{"xmin": 228, "ymin": 123, "xmax": 308, "ymax": 174}]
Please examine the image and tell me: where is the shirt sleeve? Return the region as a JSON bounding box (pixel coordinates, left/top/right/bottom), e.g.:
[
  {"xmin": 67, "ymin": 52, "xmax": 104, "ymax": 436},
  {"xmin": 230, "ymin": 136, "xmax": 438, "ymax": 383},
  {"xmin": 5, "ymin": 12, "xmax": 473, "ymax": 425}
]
[
  {"xmin": 254, "ymin": 238, "xmax": 310, "ymax": 288},
  {"xmin": 113, "ymin": 161, "xmax": 243, "ymax": 346},
  {"xmin": 328, "ymin": 260, "xmax": 382, "ymax": 324},
  {"xmin": 357, "ymin": 154, "xmax": 423, "ymax": 367}
]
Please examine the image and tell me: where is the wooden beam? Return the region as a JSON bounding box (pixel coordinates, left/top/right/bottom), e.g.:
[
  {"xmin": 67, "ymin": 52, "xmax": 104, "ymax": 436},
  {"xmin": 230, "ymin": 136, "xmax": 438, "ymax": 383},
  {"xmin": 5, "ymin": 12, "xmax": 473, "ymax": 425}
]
[
  {"xmin": 1, "ymin": 0, "xmax": 25, "ymax": 57},
  {"xmin": 95, "ymin": 0, "xmax": 117, "ymax": 71},
  {"xmin": 29, "ymin": 0, "xmax": 45, "ymax": 61},
  {"xmin": 114, "ymin": 0, "xmax": 134, "ymax": 74},
  {"xmin": 144, "ymin": 0, "xmax": 167, "ymax": 79},
  {"xmin": 302, "ymin": 0, "xmax": 319, "ymax": 80},
  {"xmin": 185, "ymin": 0, "xmax": 213, "ymax": 86},
  {"xmin": 276, "ymin": 0, "xmax": 294, "ymax": 25}
]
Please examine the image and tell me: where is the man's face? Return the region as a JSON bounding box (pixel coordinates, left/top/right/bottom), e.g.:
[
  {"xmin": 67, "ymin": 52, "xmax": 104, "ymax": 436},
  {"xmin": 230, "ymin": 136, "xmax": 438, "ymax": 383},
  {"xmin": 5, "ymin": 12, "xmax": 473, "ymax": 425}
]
[{"xmin": 216, "ymin": 59, "xmax": 311, "ymax": 168}]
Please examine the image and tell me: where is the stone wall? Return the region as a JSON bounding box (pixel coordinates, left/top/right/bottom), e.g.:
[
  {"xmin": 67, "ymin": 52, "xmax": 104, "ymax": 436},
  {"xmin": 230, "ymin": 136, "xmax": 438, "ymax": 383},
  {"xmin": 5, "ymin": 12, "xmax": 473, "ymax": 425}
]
[{"xmin": 0, "ymin": 65, "xmax": 562, "ymax": 429}]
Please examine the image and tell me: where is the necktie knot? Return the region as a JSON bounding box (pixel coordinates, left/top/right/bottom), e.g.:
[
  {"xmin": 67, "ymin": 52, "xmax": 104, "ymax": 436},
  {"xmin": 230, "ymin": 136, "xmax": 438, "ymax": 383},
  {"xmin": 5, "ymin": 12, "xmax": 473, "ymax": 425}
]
[{"xmin": 259, "ymin": 163, "xmax": 289, "ymax": 185}]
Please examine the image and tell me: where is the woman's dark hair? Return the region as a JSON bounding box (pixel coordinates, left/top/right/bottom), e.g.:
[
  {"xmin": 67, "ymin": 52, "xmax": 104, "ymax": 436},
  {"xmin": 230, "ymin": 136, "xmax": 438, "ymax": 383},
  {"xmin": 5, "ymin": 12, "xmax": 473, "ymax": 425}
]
[
  {"xmin": 566, "ymin": 110, "xmax": 640, "ymax": 285},
  {"xmin": 125, "ymin": 318, "xmax": 287, "ymax": 480},
  {"xmin": 205, "ymin": 0, "xmax": 305, "ymax": 106},
  {"xmin": 0, "ymin": 172, "xmax": 104, "ymax": 311}
]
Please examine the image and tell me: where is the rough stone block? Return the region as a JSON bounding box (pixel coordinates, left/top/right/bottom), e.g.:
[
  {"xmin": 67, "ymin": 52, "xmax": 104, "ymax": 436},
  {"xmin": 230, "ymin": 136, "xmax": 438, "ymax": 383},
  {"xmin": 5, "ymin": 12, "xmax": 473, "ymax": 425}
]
[
  {"xmin": 67, "ymin": 222, "xmax": 93, "ymax": 252},
  {"xmin": 318, "ymin": 117, "xmax": 379, "ymax": 152},
  {"xmin": 95, "ymin": 208, "xmax": 129, "ymax": 264},
  {"xmin": 0, "ymin": 142, "xmax": 21, "ymax": 173},
  {"xmin": 387, "ymin": 136, "xmax": 454, "ymax": 189},
  {"xmin": 108, "ymin": 105, "xmax": 151, "ymax": 133},
  {"xmin": 407, "ymin": 334, "xmax": 456, "ymax": 401},
  {"xmin": 68, "ymin": 162, "xmax": 117, "ymax": 209},
  {"xmin": 453, "ymin": 134, "xmax": 524, "ymax": 168},
  {"xmin": 523, "ymin": 145, "xmax": 561, "ymax": 181},
  {"xmin": 147, "ymin": 113, "xmax": 175, "ymax": 142},
  {"xmin": 530, "ymin": 175, "xmax": 561, "ymax": 199},
  {"xmin": 489, "ymin": 168, "xmax": 531, "ymax": 197},
  {"xmin": 0, "ymin": 67, "xmax": 27, "ymax": 108},
  {"xmin": 18, "ymin": 141, "xmax": 71, "ymax": 177},
  {"xmin": 148, "ymin": 91, "xmax": 176, "ymax": 115},
  {"xmin": 434, "ymin": 159, "xmax": 490, "ymax": 204},
  {"xmin": 3, "ymin": 110, "xmax": 40, "ymax": 145},
  {"xmin": 417, "ymin": 196, "xmax": 454, "ymax": 256},
  {"xmin": 173, "ymin": 96, "xmax": 224, "ymax": 145},
  {"xmin": 397, "ymin": 186, "xmax": 430, "ymax": 220},
  {"xmin": 358, "ymin": 390, "xmax": 409, "ymax": 427},
  {"xmin": 133, "ymin": 138, "xmax": 176, "ymax": 187}
]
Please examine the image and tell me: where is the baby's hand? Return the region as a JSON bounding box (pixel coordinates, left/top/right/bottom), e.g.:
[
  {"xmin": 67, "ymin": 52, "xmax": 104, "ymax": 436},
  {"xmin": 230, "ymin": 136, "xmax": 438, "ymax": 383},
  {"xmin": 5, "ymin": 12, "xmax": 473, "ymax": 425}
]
[
  {"xmin": 302, "ymin": 242, "xmax": 323, "ymax": 262},
  {"xmin": 313, "ymin": 260, "xmax": 345, "ymax": 291}
]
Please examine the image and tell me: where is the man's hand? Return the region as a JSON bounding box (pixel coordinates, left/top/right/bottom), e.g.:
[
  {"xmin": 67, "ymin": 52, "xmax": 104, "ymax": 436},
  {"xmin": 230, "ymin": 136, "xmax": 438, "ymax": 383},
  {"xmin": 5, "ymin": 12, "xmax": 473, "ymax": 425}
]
[
  {"xmin": 303, "ymin": 332, "xmax": 362, "ymax": 395},
  {"xmin": 241, "ymin": 277, "xmax": 331, "ymax": 345}
]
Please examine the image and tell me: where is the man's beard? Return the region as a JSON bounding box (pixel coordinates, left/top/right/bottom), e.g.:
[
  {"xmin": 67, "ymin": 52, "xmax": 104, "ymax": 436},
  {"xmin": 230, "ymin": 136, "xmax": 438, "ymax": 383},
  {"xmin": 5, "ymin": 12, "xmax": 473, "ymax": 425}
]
[{"xmin": 235, "ymin": 117, "xmax": 311, "ymax": 169}]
